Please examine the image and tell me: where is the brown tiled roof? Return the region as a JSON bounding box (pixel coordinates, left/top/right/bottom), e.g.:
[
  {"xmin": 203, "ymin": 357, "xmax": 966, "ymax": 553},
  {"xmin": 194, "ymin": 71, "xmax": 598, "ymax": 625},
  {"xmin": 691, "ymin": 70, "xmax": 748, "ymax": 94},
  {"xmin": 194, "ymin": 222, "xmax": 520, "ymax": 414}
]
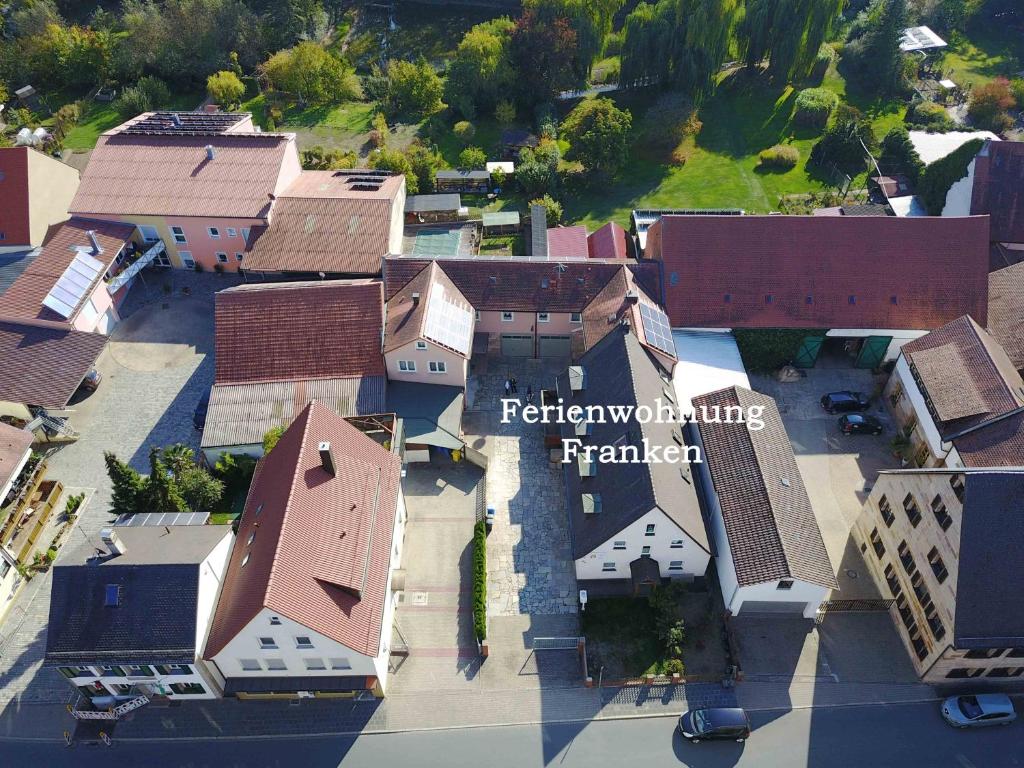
[
  {"xmin": 0, "ymin": 322, "xmax": 106, "ymax": 408},
  {"xmin": 383, "ymin": 257, "xmax": 662, "ymax": 314},
  {"xmin": 0, "ymin": 219, "xmax": 133, "ymax": 324},
  {"xmin": 243, "ymin": 171, "xmax": 404, "ymax": 275},
  {"xmin": 214, "ymin": 280, "xmax": 384, "ymax": 385},
  {"xmin": 203, "ymin": 400, "xmax": 401, "ymax": 658},
  {"xmin": 987, "ymin": 261, "xmax": 1024, "ymax": 373},
  {"xmin": 971, "ymin": 140, "xmax": 1024, "ymax": 244},
  {"xmin": 0, "ymin": 147, "xmax": 31, "ymax": 247},
  {"xmin": 648, "ymin": 215, "xmax": 990, "ymax": 329},
  {"xmin": 0, "ymin": 422, "xmax": 33, "ymax": 491},
  {"xmin": 588, "ymin": 222, "xmax": 629, "ymax": 260},
  {"xmin": 70, "ymin": 127, "xmax": 295, "ymax": 219},
  {"xmin": 903, "ymin": 315, "xmax": 1024, "ymax": 442},
  {"xmin": 546, "ymin": 226, "xmax": 589, "ymax": 259},
  {"xmin": 694, "ymin": 386, "xmax": 837, "ymax": 590},
  {"xmin": 953, "ymin": 412, "xmax": 1024, "ymax": 468},
  {"xmin": 383, "ymin": 262, "xmax": 472, "ymax": 355},
  {"xmin": 580, "ymin": 266, "xmax": 675, "ymax": 363}
]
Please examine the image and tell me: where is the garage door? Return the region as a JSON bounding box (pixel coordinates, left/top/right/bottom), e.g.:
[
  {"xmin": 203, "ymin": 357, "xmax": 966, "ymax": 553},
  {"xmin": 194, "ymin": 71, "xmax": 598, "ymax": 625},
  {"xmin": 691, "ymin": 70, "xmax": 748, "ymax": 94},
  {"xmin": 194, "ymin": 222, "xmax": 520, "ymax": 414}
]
[
  {"xmin": 501, "ymin": 334, "xmax": 533, "ymax": 357},
  {"xmin": 538, "ymin": 335, "xmax": 571, "ymax": 358},
  {"xmin": 737, "ymin": 601, "xmax": 808, "ymax": 615}
]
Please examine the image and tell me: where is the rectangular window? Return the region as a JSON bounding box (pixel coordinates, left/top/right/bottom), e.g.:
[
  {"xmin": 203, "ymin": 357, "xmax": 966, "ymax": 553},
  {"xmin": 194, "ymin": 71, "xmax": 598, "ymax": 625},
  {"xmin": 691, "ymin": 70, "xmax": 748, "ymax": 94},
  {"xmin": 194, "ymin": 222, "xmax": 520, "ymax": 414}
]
[
  {"xmin": 902, "ymin": 494, "xmax": 922, "ymax": 527},
  {"xmin": 964, "ymin": 648, "xmax": 1004, "ymax": 659},
  {"xmin": 883, "ymin": 563, "xmax": 902, "ymax": 598},
  {"xmin": 869, "ymin": 527, "xmax": 886, "ymax": 559},
  {"xmin": 239, "ymin": 659, "xmax": 261, "ymax": 671},
  {"xmin": 878, "ymin": 495, "xmax": 895, "ymax": 527},
  {"xmin": 176, "ymin": 251, "xmax": 194, "ymax": 269},
  {"xmin": 931, "ymin": 495, "xmax": 952, "ymax": 531},
  {"xmin": 303, "ymin": 658, "xmax": 326, "ymax": 671},
  {"xmin": 946, "ymin": 667, "xmax": 984, "ymax": 678},
  {"xmin": 644, "ymin": 524, "xmax": 655, "ymax": 536},
  {"xmin": 415, "ymin": 341, "xmax": 427, "ymax": 350},
  {"xmin": 538, "ymin": 313, "xmax": 550, "ymax": 323},
  {"xmin": 888, "ymin": 383, "xmax": 903, "ymax": 408},
  {"xmin": 987, "ymin": 667, "xmax": 1024, "ymax": 678},
  {"xmin": 126, "ymin": 665, "xmax": 154, "ymax": 676},
  {"xmin": 641, "ymin": 545, "xmax": 651, "ymax": 556},
  {"xmin": 208, "ymin": 227, "xmax": 220, "ymax": 239},
  {"xmin": 138, "ymin": 225, "xmax": 160, "ymax": 243},
  {"xmin": 668, "ymin": 561, "xmax": 683, "ymax": 571},
  {"xmin": 226, "ymin": 227, "xmax": 237, "ymax": 238},
  {"xmin": 898, "ymin": 541, "xmax": 917, "ymax": 576},
  {"xmin": 329, "ymin": 658, "xmax": 352, "ymax": 670},
  {"xmin": 602, "ymin": 562, "xmax": 616, "ymax": 572},
  {"xmin": 265, "ymin": 659, "xmax": 287, "ymax": 671},
  {"xmin": 428, "ymin": 361, "xmax": 447, "ymax": 373},
  {"xmin": 216, "ymin": 252, "xmax": 228, "ymax": 263},
  {"xmin": 571, "ymin": 312, "xmax": 582, "ymax": 323},
  {"xmin": 501, "ymin": 312, "xmax": 514, "ymax": 322},
  {"xmin": 927, "ymin": 547, "xmax": 948, "ymax": 583},
  {"xmin": 258, "ymin": 637, "xmax": 277, "ymax": 649},
  {"xmin": 612, "ymin": 541, "xmax": 626, "ymax": 550},
  {"xmin": 170, "ymin": 226, "xmax": 187, "ymax": 244},
  {"xmin": 777, "ymin": 579, "xmax": 794, "ymax": 590},
  {"xmin": 397, "ymin": 360, "xmax": 416, "ymax": 372},
  {"xmin": 235, "ymin": 252, "xmax": 244, "ymax": 262},
  {"xmin": 241, "ymin": 227, "xmax": 251, "ymax": 243},
  {"xmin": 670, "ymin": 539, "xmax": 683, "ymax": 549},
  {"xmin": 170, "ymin": 682, "xmax": 206, "ymax": 695},
  {"xmin": 295, "ymin": 637, "xmax": 314, "ymax": 649},
  {"xmin": 950, "ymin": 474, "xmax": 965, "ymax": 502}
]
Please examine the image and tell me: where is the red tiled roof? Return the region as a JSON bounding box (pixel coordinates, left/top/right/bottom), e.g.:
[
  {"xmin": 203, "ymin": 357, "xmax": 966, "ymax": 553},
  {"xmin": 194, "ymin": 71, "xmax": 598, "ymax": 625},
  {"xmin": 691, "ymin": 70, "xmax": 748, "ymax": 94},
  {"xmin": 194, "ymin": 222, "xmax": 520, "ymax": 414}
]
[
  {"xmin": 214, "ymin": 280, "xmax": 384, "ymax": 385},
  {"xmin": 204, "ymin": 400, "xmax": 401, "ymax": 658},
  {"xmin": 580, "ymin": 265, "xmax": 674, "ymax": 362},
  {"xmin": 0, "ymin": 421, "xmax": 33, "ymax": 491},
  {"xmin": 0, "ymin": 321, "xmax": 106, "ymax": 408},
  {"xmin": 0, "ymin": 219, "xmax": 133, "ymax": 324},
  {"xmin": 383, "ymin": 257, "xmax": 662, "ymax": 314},
  {"xmin": 0, "ymin": 147, "xmax": 31, "ymax": 247},
  {"xmin": 383, "ymin": 262, "xmax": 473, "ymax": 355},
  {"xmin": 971, "ymin": 141, "xmax": 1024, "ymax": 244},
  {"xmin": 587, "ymin": 222, "xmax": 629, "ymax": 260},
  {"xmin": 648, "ymin": 215, "xmax": 990, "ymax": 329},
  {"xmin": 987, "ymin": 261, "xmax": 1024, "ymax": 373},
  {"xmin": 70, "ymin": 126, "xmax": 295, "ymax": 219},
  {"xmin": 546, "ymin": 225, "xmax": 589, "ymax": 259}
]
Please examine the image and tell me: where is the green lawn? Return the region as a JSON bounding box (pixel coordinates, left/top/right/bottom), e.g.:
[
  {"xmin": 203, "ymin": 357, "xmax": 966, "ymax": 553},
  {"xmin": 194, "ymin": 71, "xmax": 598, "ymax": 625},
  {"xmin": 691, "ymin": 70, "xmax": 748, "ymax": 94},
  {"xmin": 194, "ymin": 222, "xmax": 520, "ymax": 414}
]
[
  {"xmin": 62, "ymin": 89, "xmax": 204, "ymax": 152},
  {"xmin": 582, "ymin": 597, "xmax": 667, "ymax": 678},
  {"xmin": 941, "ymin": 24, "xmax": 1024, "ymax": 90}
]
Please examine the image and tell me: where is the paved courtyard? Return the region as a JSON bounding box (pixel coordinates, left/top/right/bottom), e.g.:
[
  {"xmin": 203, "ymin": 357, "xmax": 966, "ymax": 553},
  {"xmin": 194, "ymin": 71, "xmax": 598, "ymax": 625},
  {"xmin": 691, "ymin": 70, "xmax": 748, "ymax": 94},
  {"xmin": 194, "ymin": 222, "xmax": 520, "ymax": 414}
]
[{"xmin": 0, "ymin": 270, "xmax": 236, "ymax": 715}]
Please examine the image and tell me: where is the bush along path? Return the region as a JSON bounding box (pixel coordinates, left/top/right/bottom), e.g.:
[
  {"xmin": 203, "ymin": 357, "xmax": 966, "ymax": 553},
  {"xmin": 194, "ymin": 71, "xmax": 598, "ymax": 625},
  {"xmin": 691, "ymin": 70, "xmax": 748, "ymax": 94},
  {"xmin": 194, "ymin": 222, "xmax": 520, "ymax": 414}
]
[{"xmin": 473, "ymin": 520, "xmax": 487, "ymax": 648}]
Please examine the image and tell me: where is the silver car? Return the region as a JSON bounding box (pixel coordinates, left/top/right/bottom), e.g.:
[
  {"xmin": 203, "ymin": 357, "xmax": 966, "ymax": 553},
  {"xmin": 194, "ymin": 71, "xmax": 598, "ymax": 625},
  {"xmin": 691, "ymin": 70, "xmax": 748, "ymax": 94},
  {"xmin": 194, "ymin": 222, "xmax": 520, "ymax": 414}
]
[{"xmin": 941, "ymin": 694, "xmax": 1017, "ymax": 728}]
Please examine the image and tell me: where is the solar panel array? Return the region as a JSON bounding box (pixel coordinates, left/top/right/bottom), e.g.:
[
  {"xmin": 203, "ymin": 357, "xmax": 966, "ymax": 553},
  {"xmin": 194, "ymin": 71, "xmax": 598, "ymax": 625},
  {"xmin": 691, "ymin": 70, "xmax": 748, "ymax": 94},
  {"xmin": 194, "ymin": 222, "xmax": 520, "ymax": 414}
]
[
  {"xmin": 122, "ymin": 111, "xmax": 249, "ymax": 136},
  {"xmin": 424, "ymin": 285, "xmax": 473, "ymax": 355},
  {"xmin": 115, "ymin": 511, "xmax": 210, "ymax": 527},
  {"xmin": 41, "ymin": 249, "xmax": 106, "ymax": 319},
  {"xmin": 639, "ymin": 303, "xmax": 675, "ymax": 357}
]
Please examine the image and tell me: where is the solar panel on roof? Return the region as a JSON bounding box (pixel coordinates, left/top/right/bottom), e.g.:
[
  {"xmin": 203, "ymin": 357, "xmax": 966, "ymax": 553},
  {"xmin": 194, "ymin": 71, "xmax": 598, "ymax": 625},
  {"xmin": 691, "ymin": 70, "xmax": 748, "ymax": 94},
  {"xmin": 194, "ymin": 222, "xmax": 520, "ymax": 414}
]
[
  {"xmin": 42, "ymin": 249, "xmax": 105, "ymax": 319},
  {"xmin": 114, "ymin": 511, "xmax": 210, "ymax": 527},
  {"xmin": 639, "ymin": 303, "xmax": 675, "ymax": 357},
  {"xmin": 423, "ymin": 285, "xmax": 473, "ymax": 355}
]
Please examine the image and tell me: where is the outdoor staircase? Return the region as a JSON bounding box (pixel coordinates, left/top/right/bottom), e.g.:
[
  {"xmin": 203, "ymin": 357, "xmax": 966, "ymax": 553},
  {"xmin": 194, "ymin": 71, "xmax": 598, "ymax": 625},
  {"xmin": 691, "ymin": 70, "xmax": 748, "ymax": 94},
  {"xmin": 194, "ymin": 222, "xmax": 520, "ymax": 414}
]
[{"xmin": 26, "ymin": 412, "xmax": 78, "ymax": 440}]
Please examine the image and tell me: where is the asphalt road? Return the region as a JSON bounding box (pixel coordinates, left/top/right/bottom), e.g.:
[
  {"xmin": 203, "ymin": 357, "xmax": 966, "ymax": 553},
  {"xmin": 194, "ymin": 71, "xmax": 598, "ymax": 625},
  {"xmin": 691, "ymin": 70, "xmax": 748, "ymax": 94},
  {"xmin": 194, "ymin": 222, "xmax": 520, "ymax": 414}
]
[{"xmin": 6, "ymin": 702, "xmax": 1021, "ymax": 768}]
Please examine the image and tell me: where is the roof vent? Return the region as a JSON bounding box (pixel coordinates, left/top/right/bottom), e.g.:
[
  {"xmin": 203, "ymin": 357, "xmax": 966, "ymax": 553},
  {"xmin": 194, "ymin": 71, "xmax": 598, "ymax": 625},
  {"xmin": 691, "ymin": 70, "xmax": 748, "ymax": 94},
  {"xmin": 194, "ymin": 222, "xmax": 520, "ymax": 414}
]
[
  {"xmin": 625, "ymin": 290, "xmax": 639, "ymax": 304},
  {"xmin": 780, "ymin": 477, "xmax": 791, "ymax": 488},
  {"xmin": 411, "ymin": 292, "xmax": 420, "ymax": 306},
  {"xmin": 171, "ymin": 113, "xmax": 182, "ymax": 128},
  {"xmin": 205, "ymin": 144, "xmax": 216, "ymax": 161},
  {"xmin": 568, "ymin": 366, "xmax": 587, "ymax": 392},
  {"xmin": 86, "ymin": 230, "xmax": 103, "ymax": 255},
  {"xmin": 100, "ymin": 528, "xmax": 126, "ymax": 556},
  {"xmin": 318, "ymin": 441, "xmax": 336, "ymax": 476},
  {"xmin": 582, "ymin": 493, "xmax": 602, "ymax": 514}
]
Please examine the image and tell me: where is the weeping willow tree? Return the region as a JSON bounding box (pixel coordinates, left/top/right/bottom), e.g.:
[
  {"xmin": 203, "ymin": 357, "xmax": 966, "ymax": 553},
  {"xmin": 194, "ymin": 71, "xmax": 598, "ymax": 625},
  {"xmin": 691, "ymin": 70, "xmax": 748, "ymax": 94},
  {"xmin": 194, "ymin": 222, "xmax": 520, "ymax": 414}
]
[
  {"xmin": 738, "ymin": 0, "xmax": 844, "ymax": 81},
  {"xmin": 620, "ymin": 0, "xmax": 740, "ymax": 103},
  {"xmin": 523, "ymin": 0, "xmax": 625, "ymax": 79}
]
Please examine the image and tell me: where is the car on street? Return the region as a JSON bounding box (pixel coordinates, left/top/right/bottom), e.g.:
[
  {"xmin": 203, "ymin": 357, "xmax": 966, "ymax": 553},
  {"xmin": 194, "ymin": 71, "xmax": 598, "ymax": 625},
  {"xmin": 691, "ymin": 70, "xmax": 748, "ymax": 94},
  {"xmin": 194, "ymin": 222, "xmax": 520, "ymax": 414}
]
[
  {"xmin": 80, "ymin": 369, "xmax": 102, "ymax": 392},
  {"xmin": 193, "ymin": 391, "xmax": 210, "ymax": 431},
  {"xmin": 678, "ymin": 707, "xmax": 751, "ymax": 742},
  {"xmin": 820, "ymin": 391, "xmax": 871, "ymax": 413},
  {"xmin": 838, "ymin": 413, "xmax": 884, "ymax": 435},
  {"xmin": 942, "ymin": 694, "xmax": 1017, "ymax": 728}
]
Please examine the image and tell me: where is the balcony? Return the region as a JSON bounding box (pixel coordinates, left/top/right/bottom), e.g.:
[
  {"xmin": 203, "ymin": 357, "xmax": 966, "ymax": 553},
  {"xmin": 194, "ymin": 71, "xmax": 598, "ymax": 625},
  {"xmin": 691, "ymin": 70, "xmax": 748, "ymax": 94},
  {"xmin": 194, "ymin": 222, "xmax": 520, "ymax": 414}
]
[{"xmin": 107, "ymin": 241, "xmax": 166, "ymax": 294}]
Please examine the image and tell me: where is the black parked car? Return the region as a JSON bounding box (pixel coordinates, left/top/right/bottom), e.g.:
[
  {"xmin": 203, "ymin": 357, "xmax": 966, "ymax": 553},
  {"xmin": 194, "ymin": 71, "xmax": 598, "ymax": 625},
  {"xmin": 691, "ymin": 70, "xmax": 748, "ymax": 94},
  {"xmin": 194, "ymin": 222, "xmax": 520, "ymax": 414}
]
[
  {"xmin": 839, "ymin": 414, "xmax": 884, "ymax": 435},
  {"xmin": 193, "ymin": 392, "xmax": 210, "ymax": 431},
  {"xmin": 820, "ymin": 391, "xmax": 871, "ymax": 413},
  {"xmin": 678, "ymin": 707, "xmax": 751, "ymax": 743}
]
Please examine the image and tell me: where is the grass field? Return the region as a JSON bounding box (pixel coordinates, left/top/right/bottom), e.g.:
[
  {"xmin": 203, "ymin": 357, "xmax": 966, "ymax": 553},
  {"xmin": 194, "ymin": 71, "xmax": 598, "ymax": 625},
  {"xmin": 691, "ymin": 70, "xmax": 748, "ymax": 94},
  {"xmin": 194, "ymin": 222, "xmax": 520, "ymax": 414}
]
[
  {"xmin": 941, "ymin": 23, "xmax": 1024, "ymax": 89},
  {"xmin": 62, "ymin": 89, "xmax": 203, "ymax": 152}
]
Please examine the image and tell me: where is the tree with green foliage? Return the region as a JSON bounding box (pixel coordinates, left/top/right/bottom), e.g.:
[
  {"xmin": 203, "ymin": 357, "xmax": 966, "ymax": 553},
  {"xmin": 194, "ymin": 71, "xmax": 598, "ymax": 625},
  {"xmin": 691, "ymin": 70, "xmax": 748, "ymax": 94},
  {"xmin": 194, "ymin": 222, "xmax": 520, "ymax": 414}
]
[
  {"xmin": 739, "ymin": 0, "xmax": 844, "ymax": 82},
  {"xmin": 458, "ymin": 146, "xmax": 488, "ymax": 170},
  {"xmin": 794, "ymin": 87, "xmax": 839, "ymax": 130},
  {"xmin": 212, "ymin": 452, "xmax": 258, "ymax": 505},
  {"xmin": 263, "ymin": 42, "xmax": 361, "ymax": 106},
  {"xmin": 445, "ymin": 18, "xmax": 516, "ymax": 120},
  {"xmin": 141, "ymin": 448, "xmax": 187, "ymax": 516},
  {"xmin": 176, "ymin": 465, "xmax": 224, "ymax": 512},
  {"xmin": 115, "ymin": 75, "xmax": 171, "ymax": 118},
  {"xmin": 161, "ymin": 444, "xmax": 196, "ymax": 477},
  {"xmin": 562, "ymin": 98, "xmax": 632, "ymax": 176},
  {"xmin": 620, "ymin": 0, "xmax": 740, "ymax": 103},
  {"xmin": 263, "ymin": 426, "xmax": 285, "ymax": 454},
  {"xmin": 405, "ymin": 142, "xmax": 445, "ymax": 195},
  {"xmin": 522, "ymin": 0, "xmax": 624, "ymax": 80},
  {"xmin": 841, "ymin": 0, "xmax": 909, "ymax": 94},
  {"xmin": 104, "ymin": 452, "xmax": 145, "ymax": 517},
  {"xmin": 207, "ymin": 70, "xmax": 245, "ymax": 108},
  {"xmin": 809, "ymin": 104, "xmax": 877, "ymax": 173},
  {"xmin": 370, "ymin": 148, "xmax": 418, "ymax": 194},
  {"xmin": 381, "ymin": 58, "xmax": 445, "ymax": 120},
  {"xmin": 530, "ymin": 194, "xmax": 564, "ymax": 226},
  {"xmin": 300, "ymin": 145, "xmax": 357, "ymax": 170},
  {"xmin": 453, "ymin": 120, "xmax": 476, "ymax": 144},
  {"xmin": 516, "ymin": 139, "xmax": 560, "ymax": 197},
  {"xmin": 878, "ymin": 126, "xmax": 925, "ymax": 184}
]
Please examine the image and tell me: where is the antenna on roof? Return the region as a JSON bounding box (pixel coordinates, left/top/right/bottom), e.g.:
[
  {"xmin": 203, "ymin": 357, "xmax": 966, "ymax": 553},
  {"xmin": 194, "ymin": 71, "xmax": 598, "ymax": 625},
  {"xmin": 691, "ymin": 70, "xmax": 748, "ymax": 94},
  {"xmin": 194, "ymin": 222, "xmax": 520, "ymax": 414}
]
[
  {"xmin": 172, "ymin": 114, "xmax": 182, "ymax": 128},
  {"xmin": 205, "ymin": 144, "xmax": 215, "ymax": 161}
]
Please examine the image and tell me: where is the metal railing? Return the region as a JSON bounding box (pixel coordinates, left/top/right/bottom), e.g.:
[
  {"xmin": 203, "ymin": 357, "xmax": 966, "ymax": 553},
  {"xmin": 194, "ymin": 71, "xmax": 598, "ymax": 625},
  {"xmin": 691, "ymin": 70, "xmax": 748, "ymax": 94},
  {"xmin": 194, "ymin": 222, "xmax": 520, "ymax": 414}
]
[{"xmin": 107, "ymin": 241, "xmax": 166, "ymax": 294}]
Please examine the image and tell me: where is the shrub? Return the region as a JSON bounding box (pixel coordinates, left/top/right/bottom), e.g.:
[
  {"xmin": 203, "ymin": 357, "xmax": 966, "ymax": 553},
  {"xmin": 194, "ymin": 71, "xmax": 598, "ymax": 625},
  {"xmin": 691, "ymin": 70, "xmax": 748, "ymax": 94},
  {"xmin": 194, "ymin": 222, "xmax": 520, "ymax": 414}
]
[
  {"xmin": 115, "ymin": 76, "xmax": 171, "ymax": 118},
  {"xmin": 263, "ymin": 426, "xmax": 285, "ymax": 454},
  {"xmin": 495, "ymin": 99, "xmax": 516, "ymax": 125},
  {"xmin": 453, "ymin": 120, "xmax": 476, "ymax": 144},
  {"xmin": 794, "ymin": 88, "xmax": 838, "ymax": 131},
  {"xmin": 905, "ymin": 100, "xmax": 954, "ymax": 131},
  {"xmin": 491, "ymin": 167, "xmax": 506, "ymax": 188},
  {"xmin": 638, "ymin": 91, "xmax": 701, "ymax": 158},
  {"xmin": 968, "ymin": 78, "xmax": 1017, "ymax": 133},
  {"xmin": 46, "ymin": 548, "xmax": 58, "ymax": 563},
  {"xmin": 530, "ymin": 194, "xmax": 563, "ymax": 226},
  {"xmin": 458, "ymin": 146, "xmax": 487, "ymax": 170},
  {"xmin": 879, "ymin": 126, "xmax": 925, "ymax": 184},
  {"xmin": 809, "ymin": 44, "xmax": 836, "ymax": 83},
  {"xmin": 535, "ymin": 101, "xmax": 558, "ymax": 139},
  {"xmin": 370, "ymin": 113, "xmax": 389, "ymax": 149},
  {"xmin": 664, "ymin": 658, "xmax": 685, "ymax": 676},
  {"xmin": 206, "ymin": 70, "xmax": 245, "ymax": 108},
  {"xmin": 472, "ymin": 520, "xmax": 487, "ymax": 642},
  {"xmin": 758, "ymin": 144, "xmax": 800, "ymax": 169},
  {"xmin": 734, "ymin": 328, "xmax": 825, "ymax": 372},
  {"xmin": 64, "ymin": 492, "xmax": 85, "ymax": 519},
  {"xmin": 1011, "ymin": 79, "xmax": 1024, "ymax": 112},
  {"xmin": 809, "ymin": 104, "xmax": 877, "ymax": 174}
]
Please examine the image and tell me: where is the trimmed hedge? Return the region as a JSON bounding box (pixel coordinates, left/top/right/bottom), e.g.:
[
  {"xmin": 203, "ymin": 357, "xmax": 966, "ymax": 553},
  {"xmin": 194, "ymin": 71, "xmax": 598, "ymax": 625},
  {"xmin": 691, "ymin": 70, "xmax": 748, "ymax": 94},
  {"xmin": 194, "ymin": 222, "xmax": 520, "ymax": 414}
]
[
  {"xmin": 917, "ymin": 138, "xmax": 985, "ymax": 215},
  {"xmin": 758, "ymin": 144, "xmax": 799, "ymax": 169},
  {"xmin": 905, "ymin": 100, "xmax": 954, "ymax": 131},
  {"xmin": 733, "ymin": 328, "xmax": 825, "ymax": 372},
  {"xmin": 473, "ymin": 520, "xmax": 487, "ymax": 642},
  {"xmin": 794, "ymin": 88, "xmax": 839, "ymax": 131}
]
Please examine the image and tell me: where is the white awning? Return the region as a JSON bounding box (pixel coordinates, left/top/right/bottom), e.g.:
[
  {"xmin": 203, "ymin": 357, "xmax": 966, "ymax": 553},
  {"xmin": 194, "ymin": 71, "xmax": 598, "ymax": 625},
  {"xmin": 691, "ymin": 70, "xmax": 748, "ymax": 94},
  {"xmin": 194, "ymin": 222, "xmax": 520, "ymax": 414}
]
[{"xmin": 107, "ymin": 240, "xmax": 165, "ymax": 294}]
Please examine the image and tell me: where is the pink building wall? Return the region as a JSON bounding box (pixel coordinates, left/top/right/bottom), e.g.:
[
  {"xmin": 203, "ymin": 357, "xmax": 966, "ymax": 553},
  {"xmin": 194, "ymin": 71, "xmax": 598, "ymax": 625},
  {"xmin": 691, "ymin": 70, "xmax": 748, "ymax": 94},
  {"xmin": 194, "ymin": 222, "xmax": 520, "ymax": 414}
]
[
  {"xmin": 385, "ymin": 341, "xmax": 468, "ymax": 387},
  {"xmin": 164, "ymin": 217, "xmax": 261, "ymax": 271},
  {"xmin": 475, "ymin": 310, "xmax": 581, "ymax": 336},
  {"xmin": 70, "ymin": 280, "xmax": 117, "ymax": 333}
]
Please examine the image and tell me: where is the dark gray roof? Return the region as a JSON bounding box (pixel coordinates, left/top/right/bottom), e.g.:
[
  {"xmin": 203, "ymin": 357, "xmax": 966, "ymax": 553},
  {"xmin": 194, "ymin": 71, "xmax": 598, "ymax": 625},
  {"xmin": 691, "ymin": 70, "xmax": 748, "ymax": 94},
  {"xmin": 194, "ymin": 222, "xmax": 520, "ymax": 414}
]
[
  {"xmin": 693, "ymin": 386, "xmax": 837, "ymax": 589},
  {"xmin": 405, "ymin": 194, "xmax": 462, "ymax": 213},
  {"xmin": 44, "ymin": 527, "xmax": 231, "ymax": 665},
  {"xmin": 558, "ymin": 326, "xmax": 710, "ymax": 560},
  {"xmin": 0, "ymin": 248, "xmax": 40, "ymax": 296},
  {"xmin": 530, "ymin": 204, "xmax": 548, "ymax": 258},
  {"xmin": 435, "ymin": 170, "xmax": 489, "ymax": 181},
  {"xmin": 953, "ymin": 471, "xmax": 1024, "ymax": 649},
  {"xmin": 387, "ymin": 381, "xmax": 464, "ymax": 449}
]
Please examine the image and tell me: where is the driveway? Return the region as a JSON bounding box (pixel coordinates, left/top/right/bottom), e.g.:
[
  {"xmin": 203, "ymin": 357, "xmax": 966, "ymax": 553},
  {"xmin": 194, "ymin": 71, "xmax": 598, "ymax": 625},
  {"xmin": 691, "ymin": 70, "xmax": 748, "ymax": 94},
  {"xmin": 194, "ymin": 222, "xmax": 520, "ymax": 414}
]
[{"xmin": 0, "ymin": 270, "xmax": 236, "ymax": 711}]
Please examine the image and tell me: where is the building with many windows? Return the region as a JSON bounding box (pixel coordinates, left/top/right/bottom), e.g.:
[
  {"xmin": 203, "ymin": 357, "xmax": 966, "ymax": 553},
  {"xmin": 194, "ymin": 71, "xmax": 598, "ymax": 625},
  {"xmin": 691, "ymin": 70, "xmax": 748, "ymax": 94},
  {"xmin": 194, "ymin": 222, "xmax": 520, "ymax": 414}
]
[{"xmin": 853, "ymin": 469, "xmax": 1024, "ymax": 682}]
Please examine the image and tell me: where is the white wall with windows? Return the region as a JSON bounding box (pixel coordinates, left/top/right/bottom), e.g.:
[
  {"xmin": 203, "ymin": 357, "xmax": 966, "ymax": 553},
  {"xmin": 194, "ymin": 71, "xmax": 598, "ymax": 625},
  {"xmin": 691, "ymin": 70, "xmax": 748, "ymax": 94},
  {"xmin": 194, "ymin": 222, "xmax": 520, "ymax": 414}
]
[
  {"xmin": 59, "ymin": 663, "xmax": 217, "ymax": 700},
  {"xmin": 574, "ymin": 508, "xmax": 710, "ymax": 581}
]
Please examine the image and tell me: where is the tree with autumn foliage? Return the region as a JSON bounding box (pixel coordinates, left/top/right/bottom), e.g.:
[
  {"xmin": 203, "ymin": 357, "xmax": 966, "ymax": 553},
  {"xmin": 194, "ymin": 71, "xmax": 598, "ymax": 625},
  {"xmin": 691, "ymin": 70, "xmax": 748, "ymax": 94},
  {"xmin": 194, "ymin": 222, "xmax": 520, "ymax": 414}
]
[{"xmin": 510, "ymin": 9, "xmax": 580, "ymax": 105}]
